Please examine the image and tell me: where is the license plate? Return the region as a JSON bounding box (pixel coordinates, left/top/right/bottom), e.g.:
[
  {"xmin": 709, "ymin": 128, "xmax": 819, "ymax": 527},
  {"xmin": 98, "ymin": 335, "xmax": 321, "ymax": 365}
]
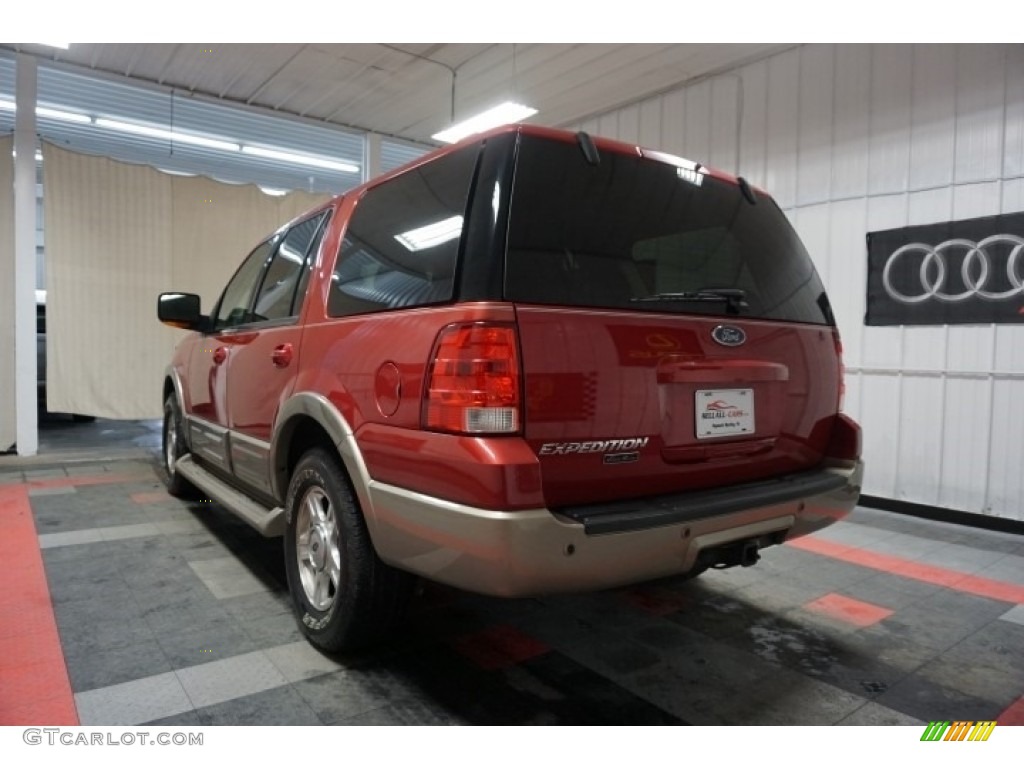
[{"xmin": 695, "ymin": 389, "xmax": 755, "ymax": 439}]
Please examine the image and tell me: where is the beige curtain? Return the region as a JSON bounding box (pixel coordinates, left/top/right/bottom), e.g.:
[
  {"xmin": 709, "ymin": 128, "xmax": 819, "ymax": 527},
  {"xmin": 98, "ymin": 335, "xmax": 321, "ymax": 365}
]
[
  {"xmin": 0, "ymin": 135, "xmax": 14, "ymax": 450},
  {"xmin": 43, "ymin": 143, "xmax": 330, "ymax": 419}
]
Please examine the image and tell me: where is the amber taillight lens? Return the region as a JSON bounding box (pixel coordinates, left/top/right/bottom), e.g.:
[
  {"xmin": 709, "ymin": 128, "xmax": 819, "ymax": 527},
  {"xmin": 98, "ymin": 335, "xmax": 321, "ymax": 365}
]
[{"xmin": 423, "ymin": 323, "xmax": 521, "ymax": 434}]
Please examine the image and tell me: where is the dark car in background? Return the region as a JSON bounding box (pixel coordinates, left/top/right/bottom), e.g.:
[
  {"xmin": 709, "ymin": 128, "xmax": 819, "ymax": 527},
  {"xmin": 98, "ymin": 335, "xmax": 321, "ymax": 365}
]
[{"xmin": 37, "ymin": 289, "xmax": 95, "ymax": 423}]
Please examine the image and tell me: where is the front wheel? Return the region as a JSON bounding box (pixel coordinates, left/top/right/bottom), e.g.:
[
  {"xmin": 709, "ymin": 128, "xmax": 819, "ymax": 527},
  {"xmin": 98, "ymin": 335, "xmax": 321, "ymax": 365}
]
[
  {"xmin": 284, "ymin": 448, "xmax": 414, "ymax": 653},
  {"xmin": 161, "ymin": 394, "xmax": 196, "ymax": 497}
]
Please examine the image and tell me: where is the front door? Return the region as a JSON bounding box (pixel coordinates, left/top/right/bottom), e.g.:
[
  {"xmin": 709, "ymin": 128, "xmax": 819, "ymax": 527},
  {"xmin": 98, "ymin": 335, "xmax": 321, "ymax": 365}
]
[
  {"xmin": 224, "ymin": 212, "xmax": 330, "ymax": 496},
  {"xmin": 187, "ymin": 239, "xmax": 277, "ymax": 472}
]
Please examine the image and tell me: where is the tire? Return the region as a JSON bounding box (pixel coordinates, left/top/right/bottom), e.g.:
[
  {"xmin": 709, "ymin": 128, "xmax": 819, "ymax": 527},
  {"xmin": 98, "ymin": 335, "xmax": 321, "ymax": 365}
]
[
  {"xmin": 284, "ymin": 448, "xmax": 414, "ymax": 653},
  {"xmin": 161, "ymin": 394, "xmax": 196, "ymax": 497}
]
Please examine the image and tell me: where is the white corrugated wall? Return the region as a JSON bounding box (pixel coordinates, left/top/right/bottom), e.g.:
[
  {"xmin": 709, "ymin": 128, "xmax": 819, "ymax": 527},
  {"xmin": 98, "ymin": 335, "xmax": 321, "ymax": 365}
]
[{"xmin": 568, "ymin": 43, "xmax": 1024, "ymax": 522}]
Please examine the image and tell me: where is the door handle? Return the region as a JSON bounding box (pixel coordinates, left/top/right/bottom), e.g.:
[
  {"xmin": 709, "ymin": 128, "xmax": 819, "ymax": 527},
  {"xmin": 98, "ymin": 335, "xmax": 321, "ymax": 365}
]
[
  {"xmin": 271, "ymin": 343, "xmax": 293, "ymax": 368},
  {"xmin": 212, "ymin": 346, "xmax": 228, "ymax": 365}
]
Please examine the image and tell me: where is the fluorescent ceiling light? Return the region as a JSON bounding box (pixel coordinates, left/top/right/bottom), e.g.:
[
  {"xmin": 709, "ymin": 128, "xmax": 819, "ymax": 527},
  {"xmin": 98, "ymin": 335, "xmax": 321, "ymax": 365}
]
[
  {"xmin": 395, "ymin": 215, "xmax": 464, "ymax": 252},
  {"xmin": 96, "ymin": 118, "xmax": 240, "ymax": 152},
  {"xmin": 241, "ymin": 145, "xmax": 358, "ymax": 174},
  {"xmin": 37, "ymin": 106, "xmax": 91, "ymax": 124},
  {"xmin": 432, "ymin": 101, "xmax": 537, "ymax": 144},
  {"xmin": 36, "ymin": 43, "xmax": 70, "ymax": 49},
  {"xmin": 259, "ymin": 186, "xmax": 288, "ymax": 197},
  {"xmin": 1, "ymin": 99, "xmax": 92, "ymax": 125}
]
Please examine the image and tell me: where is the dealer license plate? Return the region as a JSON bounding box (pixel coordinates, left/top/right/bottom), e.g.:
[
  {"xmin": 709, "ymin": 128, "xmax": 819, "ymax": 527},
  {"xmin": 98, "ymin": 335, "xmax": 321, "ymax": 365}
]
[{"xmin": 695, "ymin": 389, "xmax": 755, "ymax": 439}]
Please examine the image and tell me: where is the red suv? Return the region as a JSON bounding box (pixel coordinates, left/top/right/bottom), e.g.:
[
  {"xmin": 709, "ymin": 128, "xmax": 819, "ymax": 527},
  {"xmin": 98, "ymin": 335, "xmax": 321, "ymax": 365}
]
[{"xmin": 158, "ymin": 125, "xmax": 863, "ymax": 652}]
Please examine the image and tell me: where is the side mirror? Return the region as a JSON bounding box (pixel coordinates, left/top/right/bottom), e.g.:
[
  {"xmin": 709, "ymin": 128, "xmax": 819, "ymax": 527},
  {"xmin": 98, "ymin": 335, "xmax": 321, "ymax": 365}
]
[{"xmin": 158, "ymin": 292, "xmax": 206, "ymax": 331}]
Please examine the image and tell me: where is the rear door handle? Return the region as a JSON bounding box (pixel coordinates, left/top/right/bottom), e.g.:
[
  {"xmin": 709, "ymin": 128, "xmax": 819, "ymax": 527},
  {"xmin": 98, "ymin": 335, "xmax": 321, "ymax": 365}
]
[
  {"xmin": 212, "ymin": 346, "xmax": 228, "ymax": 365},
  {"xmin": 271, "ymin": 343, "xmax": 293, "ymax": 368}
]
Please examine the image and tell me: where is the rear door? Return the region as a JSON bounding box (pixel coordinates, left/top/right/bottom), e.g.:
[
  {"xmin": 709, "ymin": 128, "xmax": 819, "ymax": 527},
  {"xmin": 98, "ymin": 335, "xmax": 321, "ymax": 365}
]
[{"xmin": 505, "ymin": 134, "xmax": 841, "ymax": 508}]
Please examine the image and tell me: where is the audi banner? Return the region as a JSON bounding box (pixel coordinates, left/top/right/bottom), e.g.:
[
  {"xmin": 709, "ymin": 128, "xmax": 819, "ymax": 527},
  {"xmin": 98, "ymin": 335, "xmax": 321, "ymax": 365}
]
[{"xmin": 865, "ymin": 212, "xmax": 1024, "ymax": 326}]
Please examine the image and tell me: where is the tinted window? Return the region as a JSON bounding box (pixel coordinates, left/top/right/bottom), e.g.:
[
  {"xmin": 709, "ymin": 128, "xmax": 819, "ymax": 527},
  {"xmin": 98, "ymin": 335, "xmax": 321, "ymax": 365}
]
[
  {"xmin": 214, "ymin": 240, "xmax": 275, "ymax": 329},
  {"xmin": 327, "ymin": 145, "xmax": 479, "ymax": 317},
  {"xmin": 292, "ymin": 211, "xmax": 331, "ymax": 316},
  {"xmin": 251, "ymin": 212, "xmax": 327, "ymax": 322},
  {"xmin": 504, "ymin": 136, "xmax": 832, "ymax": 325}
]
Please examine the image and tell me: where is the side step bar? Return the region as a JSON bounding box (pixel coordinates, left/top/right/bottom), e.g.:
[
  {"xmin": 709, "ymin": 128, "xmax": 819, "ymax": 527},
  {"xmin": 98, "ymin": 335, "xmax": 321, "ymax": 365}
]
[{"xmin": 175, "ymin": 455, "xmax": 285, "ymax": 537}]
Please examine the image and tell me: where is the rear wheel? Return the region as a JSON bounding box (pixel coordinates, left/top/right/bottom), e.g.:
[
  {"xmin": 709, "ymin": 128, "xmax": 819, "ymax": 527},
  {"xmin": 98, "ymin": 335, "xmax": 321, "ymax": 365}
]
[
  {"xmin": 284, "ymin": 448, "xmax": 414, "ymax": 653},
  {"xmin": 161, "ymin": 394, "xmax": 195, "ymax": 497}
]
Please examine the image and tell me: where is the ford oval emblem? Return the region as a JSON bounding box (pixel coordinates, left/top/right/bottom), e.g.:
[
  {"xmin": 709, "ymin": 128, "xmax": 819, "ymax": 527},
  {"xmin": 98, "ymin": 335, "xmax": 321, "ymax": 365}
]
[{"xmin": 712, "ymin": 325, "xmax": 746, "ymax": 347}]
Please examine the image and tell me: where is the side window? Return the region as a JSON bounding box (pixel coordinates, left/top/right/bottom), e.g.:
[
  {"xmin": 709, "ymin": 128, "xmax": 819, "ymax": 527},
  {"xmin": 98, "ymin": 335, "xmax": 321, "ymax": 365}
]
[
  {"xmin": 290, "ymin": 211, "xmax": 332, "ymax": 317},
  {"xmin": 251, "ymin": 212, "xmax": 328, "ymax": 322},
  {"xmin": 214, "ymin": 240, "xmax": 275, "ymax": 330},
  {"xmin": 327, "ymin": 145, "xmax": 479, "ymax": 317}
]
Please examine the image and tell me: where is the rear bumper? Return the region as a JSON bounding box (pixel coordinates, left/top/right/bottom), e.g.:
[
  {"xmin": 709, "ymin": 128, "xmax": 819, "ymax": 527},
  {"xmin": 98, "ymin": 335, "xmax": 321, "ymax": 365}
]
[{"xmin": 365, "ymin": 460, "xmax": 864, "ymax": 597}]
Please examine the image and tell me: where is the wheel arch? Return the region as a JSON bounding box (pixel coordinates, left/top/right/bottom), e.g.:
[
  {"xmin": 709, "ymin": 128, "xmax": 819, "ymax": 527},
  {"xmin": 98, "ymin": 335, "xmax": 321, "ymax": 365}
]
[{"xmin": 271, "ymin": 393, "xmax": 378, "ymax": 535}]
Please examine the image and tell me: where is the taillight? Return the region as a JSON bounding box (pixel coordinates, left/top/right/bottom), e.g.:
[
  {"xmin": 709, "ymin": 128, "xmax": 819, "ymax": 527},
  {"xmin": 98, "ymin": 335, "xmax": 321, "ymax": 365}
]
[
  {"xmin": 424, "ymin": 323, "xmax": 521, "ymax": 435},
  {"xmin": 833, "ymin": 327, "xmax": 846, "ymax": 412}
]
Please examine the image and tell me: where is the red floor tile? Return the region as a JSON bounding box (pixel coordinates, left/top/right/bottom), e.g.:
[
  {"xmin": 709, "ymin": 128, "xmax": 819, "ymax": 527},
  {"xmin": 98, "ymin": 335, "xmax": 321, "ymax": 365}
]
[
  {"xmin": 450, "ymin": 624, "xmax": 550, "ymax": 670},
  {"xmin": 622, "ymin": 587, "xmax": 691, "ymax": 616},
  {"xmin": 789, "ymin": 535, "xmax": 1024, "ymax": 604},
  {"xmin": 803, "ymin": 592, "xmax": 894, "ymax": 627},
  {"xmin": 0, "ymin": 485, "xmax": 79, "ymax": 725},
  {"xmin": 999, "ymin": 696, "xmax": 1024, "ymax": 726},
  {"xmin": 130, "ymin": 490, "xmax": 173, "ymax": 504}
]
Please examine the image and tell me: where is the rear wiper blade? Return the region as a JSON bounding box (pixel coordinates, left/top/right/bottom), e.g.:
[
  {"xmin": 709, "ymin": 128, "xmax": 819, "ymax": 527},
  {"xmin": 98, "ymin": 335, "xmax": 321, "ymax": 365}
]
[{"xmin": 630, "ymin": 288, "xmax": 748, "ymax": 311}]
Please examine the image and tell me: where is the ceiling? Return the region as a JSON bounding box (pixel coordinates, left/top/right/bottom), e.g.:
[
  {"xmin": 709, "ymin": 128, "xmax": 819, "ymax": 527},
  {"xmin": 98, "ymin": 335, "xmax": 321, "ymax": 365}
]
[{"xmin": 1, "ymin": 43, "xmax": 791, "ymax": 145}]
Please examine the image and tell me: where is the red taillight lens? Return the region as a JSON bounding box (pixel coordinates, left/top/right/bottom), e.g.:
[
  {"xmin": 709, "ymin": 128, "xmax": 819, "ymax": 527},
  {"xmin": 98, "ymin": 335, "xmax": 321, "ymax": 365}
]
[
  {"xmin": 424, "ymin": 323, "xmax": 521, "ymax": 434},
  {"xmin": 833, "ymin": 328, "xmax": 846, "ymax": 412}
]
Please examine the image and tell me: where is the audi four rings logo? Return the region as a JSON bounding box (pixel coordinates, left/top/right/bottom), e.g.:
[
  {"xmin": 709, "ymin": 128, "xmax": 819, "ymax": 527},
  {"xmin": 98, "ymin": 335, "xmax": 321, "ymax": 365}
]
[{"xmin": 882, "ymin": 234, "xmax": 1024, "ymax": 304}]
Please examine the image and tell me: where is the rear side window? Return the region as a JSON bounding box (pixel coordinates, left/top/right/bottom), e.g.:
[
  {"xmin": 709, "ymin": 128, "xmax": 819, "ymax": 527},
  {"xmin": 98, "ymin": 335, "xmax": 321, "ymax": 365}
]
[
  {"xmin": 327, "ymin": 144, "xmax": 479, "ymax": 317},
  {"xmin": 504, "ymin": 136, "xmax": 833, "ymax": 325}
]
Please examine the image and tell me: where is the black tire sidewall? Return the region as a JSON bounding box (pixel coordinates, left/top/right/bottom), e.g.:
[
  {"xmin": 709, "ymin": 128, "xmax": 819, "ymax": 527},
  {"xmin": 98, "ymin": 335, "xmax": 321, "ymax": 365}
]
[
  {"xmin": 283, "ymin": 451, "xmax": 354, "ymax": 646},
  {"xmin": 161, "ymin": 395, "xmax": 192, "ymax": 495}
]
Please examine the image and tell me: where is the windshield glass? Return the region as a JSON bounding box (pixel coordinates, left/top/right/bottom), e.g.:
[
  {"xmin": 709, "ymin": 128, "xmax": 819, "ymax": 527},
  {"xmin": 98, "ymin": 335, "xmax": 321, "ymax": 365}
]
[{"xmin": 504, "ymin": 135, "xmax": 833, "ymax": 325}]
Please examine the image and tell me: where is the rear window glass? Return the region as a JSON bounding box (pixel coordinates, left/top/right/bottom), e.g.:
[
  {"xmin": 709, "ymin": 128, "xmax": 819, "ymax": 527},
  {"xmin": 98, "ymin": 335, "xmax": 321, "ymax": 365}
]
[{"xmin": 504, "ymin": 135, "xmax": 833, "ymax": 325}]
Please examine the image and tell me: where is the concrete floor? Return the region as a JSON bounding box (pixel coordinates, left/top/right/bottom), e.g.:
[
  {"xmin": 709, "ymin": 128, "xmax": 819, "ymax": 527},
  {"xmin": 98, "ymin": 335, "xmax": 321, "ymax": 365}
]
[{"xmin": 1, "ymin": 418, "xmax": 1023, "ymax": 726}]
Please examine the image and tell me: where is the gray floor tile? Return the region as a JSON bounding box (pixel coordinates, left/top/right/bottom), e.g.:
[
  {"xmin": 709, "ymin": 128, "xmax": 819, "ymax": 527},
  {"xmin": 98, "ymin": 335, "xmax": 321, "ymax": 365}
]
[
  {"xmin": 331, "ymin": 700, "xmax": 461, "ymax": 725},
  {"xmin": 837, "ymin": 701, "xmax": 926, "ymax": 725},
  {"xmin": 294, "ymin": 668, "xmax": 439, "ymax": 724},
  {"xmin": 156, "ymin": 623, "xmax": 259, "ymax": 670},
  {"xmin": 65, "ymin": 638, "xmax": 172, "ymax": 692},
  {"xmin": 875, "ymin": 675, "xmax": 1003, "ymax": 722},
  {"xmin": 999, "ymin": 604, "xmax": 1024, "ymax": 626},
  {"xmin": 972, "ymin": 554, "xmax": 1024, "ymax": 585},
  {"xmin": 75, "ymin": 671, "xmax": 192, "ymax": 726},
  {"xmin": 237, "ymin": 613, "xmax": 306, "ymax": 648},
  {"xmin": 264, "ymin": 640, "xmax": 345, "ymax": 683},
  {"xmin": 28, "ymin": 486, "xmax": 77, "ymax": 497},
  {"xmin": 139, "ymin": 711, "xmax": 204, "ymax": 726},
  {"xmin": 188, "ymin": 556, "xmax": 273, "ymax": 599},
  {"xmin": 193, "ymin": 685, "xmax": 324, "ymax": 725},
  {"xmin": 39, "ymin": 528, "xmax": 107, "ymax": 549},
  {"xmin": 913, "ymin": 620, "xmax": 1024, "ymax": 706},
  {"xmin": 174, "ymin": 650, "xmax": 288, "ymax": 709},
  {"xmin": 221, "ymin": 590, "xmax": 293, "ymax": 620}
]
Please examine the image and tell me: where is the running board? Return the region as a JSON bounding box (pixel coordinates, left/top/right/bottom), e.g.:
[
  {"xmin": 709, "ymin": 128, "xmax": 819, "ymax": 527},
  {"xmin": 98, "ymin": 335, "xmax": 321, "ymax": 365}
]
[{"xmin": 175, "ymin": 455, "xmax": 285, "ymax": 537}]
